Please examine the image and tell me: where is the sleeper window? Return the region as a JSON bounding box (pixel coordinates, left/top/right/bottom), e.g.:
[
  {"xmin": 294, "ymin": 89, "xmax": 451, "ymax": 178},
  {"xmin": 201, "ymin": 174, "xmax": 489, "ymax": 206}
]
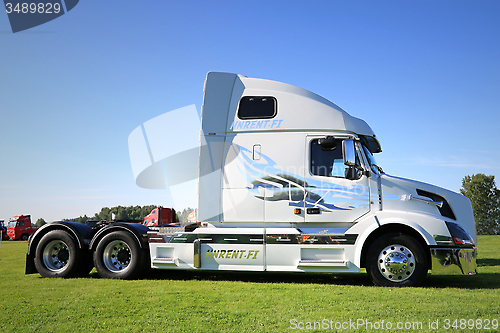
[{"xmin": 238, "ymin": 96, "xmax": 277, "ymax": 119}]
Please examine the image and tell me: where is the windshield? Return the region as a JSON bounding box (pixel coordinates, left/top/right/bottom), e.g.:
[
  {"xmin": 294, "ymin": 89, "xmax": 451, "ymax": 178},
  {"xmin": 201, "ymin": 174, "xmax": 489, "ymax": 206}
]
[
  {"xmin": 8, "ymin": 221, "xmax": 17, "ymax": 228},
  {"xmin": 362, "ymin": 145, "xmax": 384, "ymax": 174}
]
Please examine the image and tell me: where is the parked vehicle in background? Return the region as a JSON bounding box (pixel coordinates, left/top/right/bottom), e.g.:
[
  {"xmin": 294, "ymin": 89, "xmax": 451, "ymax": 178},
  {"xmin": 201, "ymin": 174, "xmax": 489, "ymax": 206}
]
[
  {"xmin": 7, "ymin": 215, "xmax": 38, "ymax": 240},
  {"xmin": 143, "ymin": 207, "xmax": 177, "ymax": 227}
]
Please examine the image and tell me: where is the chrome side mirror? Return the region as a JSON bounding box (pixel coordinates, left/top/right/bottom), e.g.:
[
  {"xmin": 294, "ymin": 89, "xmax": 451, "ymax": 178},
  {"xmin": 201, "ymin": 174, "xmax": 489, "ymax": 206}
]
[{"xmin": 343, "ymin": 139, "xmax": 356, "ymax": 166}]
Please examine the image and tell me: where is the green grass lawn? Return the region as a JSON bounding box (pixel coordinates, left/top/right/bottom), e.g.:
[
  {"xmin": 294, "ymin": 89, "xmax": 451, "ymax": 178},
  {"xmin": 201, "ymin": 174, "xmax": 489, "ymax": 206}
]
[{"xmin": 1, "ymin": 236, "xmax": 499, "ymax": 332}]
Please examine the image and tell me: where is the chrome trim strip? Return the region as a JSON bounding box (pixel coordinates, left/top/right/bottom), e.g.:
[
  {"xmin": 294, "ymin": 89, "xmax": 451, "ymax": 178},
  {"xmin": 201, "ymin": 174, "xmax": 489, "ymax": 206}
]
[
  {"xmin": 297, "ymin": 260, "xmax": 351, "ymax": 267},
  {"xmin": 266, "ymin": 234, "xmax": 358, "ymax": 245},
  {"xmin": 409, "ymin": 194, "xmax": 443, "ymax": 208},
  {"xmin": 165, "ymin": 233, "xmax": 357, "ymax": 245}
]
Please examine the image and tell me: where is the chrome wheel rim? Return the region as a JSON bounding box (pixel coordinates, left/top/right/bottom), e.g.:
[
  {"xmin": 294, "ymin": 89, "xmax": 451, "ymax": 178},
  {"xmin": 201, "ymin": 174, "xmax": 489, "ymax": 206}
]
[
  {"xmin": 103, "ymin": 240, "xmax": 131, "ymax": 273},
  {"xmin": 377, "ymin": 244, "xmax": 416, "ymax": 282},
  {"xmin": 42, "ymin": 240, "xmax": 70, "ymax": 272}
]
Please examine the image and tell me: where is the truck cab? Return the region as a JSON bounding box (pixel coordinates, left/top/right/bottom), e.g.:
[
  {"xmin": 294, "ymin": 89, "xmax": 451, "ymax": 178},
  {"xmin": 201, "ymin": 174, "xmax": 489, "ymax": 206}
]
[
  {"xmin": 143, "ymin": 207, "xmax": 177, "ymax": 227},
  {"xmin": 7, "ymin": 215, "xmax": 37, "ymax": 240},
  {"xmin": 149, "ymin": 72, "xmax": 477, "ymax": 286}
]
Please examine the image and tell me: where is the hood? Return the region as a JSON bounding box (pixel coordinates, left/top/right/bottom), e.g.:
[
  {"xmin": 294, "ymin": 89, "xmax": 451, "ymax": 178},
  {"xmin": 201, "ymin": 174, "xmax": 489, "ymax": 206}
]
[{"xmin": 380, "ymin": 174, "xmax": 477, "ymax": 243}]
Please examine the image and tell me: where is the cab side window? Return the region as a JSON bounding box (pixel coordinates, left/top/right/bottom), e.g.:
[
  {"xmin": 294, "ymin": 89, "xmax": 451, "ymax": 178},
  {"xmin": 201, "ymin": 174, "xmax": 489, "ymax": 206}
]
[
  {"xmin": 310, "ymin": 138, "xmax": 361, "ymax": 178},
  {"xmin": 310, "ymin": 138, "xmax": 346, "ymax": 178}
]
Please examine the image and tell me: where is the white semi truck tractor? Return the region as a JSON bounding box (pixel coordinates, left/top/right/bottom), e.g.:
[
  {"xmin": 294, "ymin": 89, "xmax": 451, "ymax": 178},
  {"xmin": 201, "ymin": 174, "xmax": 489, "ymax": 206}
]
[{"xmin": 26, "ymin": 72, "xmax": 477, "ymax": 287}]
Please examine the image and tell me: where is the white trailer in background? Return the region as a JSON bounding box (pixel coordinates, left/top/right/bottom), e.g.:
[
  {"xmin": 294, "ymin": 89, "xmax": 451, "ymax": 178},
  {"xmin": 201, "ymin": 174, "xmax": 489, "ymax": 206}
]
[{"xmin": 26, "ymin": 72, "xmax": 477, "ymax": 287}]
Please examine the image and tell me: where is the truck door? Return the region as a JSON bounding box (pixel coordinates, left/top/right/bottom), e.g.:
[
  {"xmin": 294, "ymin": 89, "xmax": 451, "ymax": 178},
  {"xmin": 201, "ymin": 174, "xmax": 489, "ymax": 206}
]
[
  {"xmin": 303, "ymin": 135, "xmax": 370, "ymax": 223},
  {"xmin": 259, "ymin": 132, "xmax": 306, "ymax": 223}
]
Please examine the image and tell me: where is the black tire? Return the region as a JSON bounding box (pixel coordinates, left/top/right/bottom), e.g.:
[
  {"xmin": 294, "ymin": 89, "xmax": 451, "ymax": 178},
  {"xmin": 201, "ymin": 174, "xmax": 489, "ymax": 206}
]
[
  {"xmin": 21, "ymin": 234, "xmax": 29, "ymax": 241},
  {"xmin": 34, "ymin": 230, "xmax": 82, "ymax": 278},
  {"xmin": 366, "ymin": 233, "xmax": 428, "ymax": 287},
  {"xmin": 93, "ymin": 231, "xmax": 147, "ymax": 279}
]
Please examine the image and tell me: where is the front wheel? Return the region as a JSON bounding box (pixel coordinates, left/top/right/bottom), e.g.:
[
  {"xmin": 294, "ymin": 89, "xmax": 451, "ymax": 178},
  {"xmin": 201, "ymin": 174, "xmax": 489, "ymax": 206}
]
[
  {"xmin": 34, "ymin": 230, "xmax": 82, "ymax": 278},
  {"xmin": 93, "ymin": 231, "xmax": 147, "ymax": 279},
  {"xmin": 366, "ymin": 233, "xmax": 428, "ymax": 287}
]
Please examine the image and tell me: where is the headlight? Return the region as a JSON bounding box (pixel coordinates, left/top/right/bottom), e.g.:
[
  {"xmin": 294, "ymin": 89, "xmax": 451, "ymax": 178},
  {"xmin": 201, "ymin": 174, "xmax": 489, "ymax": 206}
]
[{"xmin": 445, "ymin": 222, "xmax": 475, "ymax": 247}]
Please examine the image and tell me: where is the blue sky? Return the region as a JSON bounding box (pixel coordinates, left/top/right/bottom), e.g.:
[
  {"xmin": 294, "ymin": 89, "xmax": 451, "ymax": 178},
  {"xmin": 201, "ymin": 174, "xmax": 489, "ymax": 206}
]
[{"xmin": 1, "ymin": 0, "xmax": 499, "ymax": 222}]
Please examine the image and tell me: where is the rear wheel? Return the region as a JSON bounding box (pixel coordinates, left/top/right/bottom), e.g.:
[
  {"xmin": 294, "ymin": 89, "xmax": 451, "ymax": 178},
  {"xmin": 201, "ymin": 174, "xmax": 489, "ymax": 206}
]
[
  {"xmin": 34, "ymin": 230, "xmax": 82, "ymax": 278},
  {"xmin": 366, "ymin": 233, "xmax": 428, "ymax": 287},
  {"xmin": 94, "ymin": 231, "xmax": 147, "ymax": 279}
]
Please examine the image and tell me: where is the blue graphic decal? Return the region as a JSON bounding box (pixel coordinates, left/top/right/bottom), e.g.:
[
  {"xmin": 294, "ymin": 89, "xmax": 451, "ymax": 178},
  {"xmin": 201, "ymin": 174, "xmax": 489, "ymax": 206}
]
[{"xmin": 233, "ymin": 144, "xmax": 370, "ymax": 212}]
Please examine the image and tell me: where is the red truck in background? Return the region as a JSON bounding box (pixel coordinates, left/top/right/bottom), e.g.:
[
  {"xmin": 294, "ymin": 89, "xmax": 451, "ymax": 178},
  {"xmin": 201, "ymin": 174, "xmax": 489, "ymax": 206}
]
[
  {"xmin": 7, "ymin": 215, "xmax": 38, "ymax": 240},
  {"xmin": 142, "ymin": 207, "xmax": 177, "ymax": 227}
]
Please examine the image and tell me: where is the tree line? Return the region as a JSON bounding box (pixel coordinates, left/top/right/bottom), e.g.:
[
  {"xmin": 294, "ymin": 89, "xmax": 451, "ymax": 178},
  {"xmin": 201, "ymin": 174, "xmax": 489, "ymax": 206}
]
[{"xmin": 461, "ymin": 174, "xmax": 500, "ymax": 235}]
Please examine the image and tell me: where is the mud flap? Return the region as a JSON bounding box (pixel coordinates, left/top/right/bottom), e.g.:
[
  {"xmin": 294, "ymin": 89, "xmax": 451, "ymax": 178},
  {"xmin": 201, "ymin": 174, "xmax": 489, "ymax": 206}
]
[{"xmin": 25, "ymin": 253, "xmax": 37, "ymax": 274}]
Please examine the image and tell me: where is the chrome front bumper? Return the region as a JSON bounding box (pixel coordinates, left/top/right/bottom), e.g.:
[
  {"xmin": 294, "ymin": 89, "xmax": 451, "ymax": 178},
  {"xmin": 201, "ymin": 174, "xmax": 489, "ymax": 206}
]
[{"xmin": 430, "ymin": 247, "xmax": 477, "ymax": 275}]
